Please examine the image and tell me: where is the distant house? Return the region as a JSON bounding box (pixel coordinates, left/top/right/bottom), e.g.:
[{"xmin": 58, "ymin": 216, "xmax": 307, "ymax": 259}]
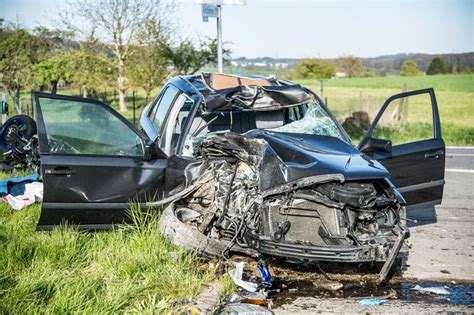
[{"xmin": 335, "ymin": 71, "xmax": 348, "ymax": 78}]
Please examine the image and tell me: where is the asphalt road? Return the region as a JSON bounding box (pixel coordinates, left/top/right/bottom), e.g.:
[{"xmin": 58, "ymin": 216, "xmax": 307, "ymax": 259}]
[
  {"xmin": 404, "ymin": 146, "xmax": 474, "ymax": 281},
  {"xmin": 275, "ymin": 147, "xmax": 474, "ymax": 314}
]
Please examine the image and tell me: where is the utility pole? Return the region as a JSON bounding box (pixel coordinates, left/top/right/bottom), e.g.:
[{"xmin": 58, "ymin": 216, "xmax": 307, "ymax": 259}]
[{"xmin": 216, "ymin": 5, "xmax": 223, "ymax": 73}]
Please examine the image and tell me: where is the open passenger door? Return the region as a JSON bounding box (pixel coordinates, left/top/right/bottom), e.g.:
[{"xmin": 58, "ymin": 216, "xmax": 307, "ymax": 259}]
[
  {"xmin": 359, "ymin": 88, "xmax": 445, "ymax": 207},
  {"xmin": 34, "ymin": 93, "xmax": 167, "ymax": 230}
]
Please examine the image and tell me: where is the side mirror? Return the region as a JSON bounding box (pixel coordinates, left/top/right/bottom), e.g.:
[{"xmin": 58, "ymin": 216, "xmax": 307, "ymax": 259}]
[
  {"xmin": 360, "ymin": 137, "xmax": 392, "ymax": 153},
  {"xmin": 143, "ymin": 140, "xmax": 164, "ymax": 161}
]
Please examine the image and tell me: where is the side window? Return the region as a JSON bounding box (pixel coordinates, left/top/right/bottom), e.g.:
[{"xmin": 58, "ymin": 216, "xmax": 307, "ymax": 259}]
[
  {"xmin": 160, "ymin": 95, "xmax": 193, "ymax": 155},
  {"xmin": 372, "ymin": 93, "xmax": 434, "ymax": 145},
  {"xmin": 151, "ymin": 85, "xmax": 180, "ymax": 132},
  {"xmin": 39, "ymin": 97, "xmax": 144, "ymax": 157}
]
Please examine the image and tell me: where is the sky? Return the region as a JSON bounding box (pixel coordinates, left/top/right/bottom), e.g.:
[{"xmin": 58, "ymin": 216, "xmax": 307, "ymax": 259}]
[{"xmin": 0, "ymin": 0, "xmax": 472, "ymax": 58}]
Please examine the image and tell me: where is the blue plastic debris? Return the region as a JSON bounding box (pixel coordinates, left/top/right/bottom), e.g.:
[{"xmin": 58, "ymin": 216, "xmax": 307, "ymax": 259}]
[
  {"xmin": 0, "ymin": 174, "xmax": 40, "ymax": 197},
  {"xmin": 359, "ymin": 298, "xmax": 386, "ymax": 306},
  {"xmin": 257, "ymin": 261, "xmax": 272, "ymax": 288}
]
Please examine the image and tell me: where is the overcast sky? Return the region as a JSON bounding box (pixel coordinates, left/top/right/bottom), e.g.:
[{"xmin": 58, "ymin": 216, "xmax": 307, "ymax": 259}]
[{"xmin": 1, "ymin": 0, "xmax": 472, "ymax": 58}]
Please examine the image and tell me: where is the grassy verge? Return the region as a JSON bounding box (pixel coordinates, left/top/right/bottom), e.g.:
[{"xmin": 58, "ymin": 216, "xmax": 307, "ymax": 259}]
[{"xmin": 0, "ymin": 186, "xmax": 217, "ymax": 313}]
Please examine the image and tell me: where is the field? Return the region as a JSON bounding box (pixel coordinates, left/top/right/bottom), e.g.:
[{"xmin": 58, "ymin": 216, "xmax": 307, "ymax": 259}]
[{"xmin": 296, "ymin": 74, "xmax": 474, "ymax": 145}]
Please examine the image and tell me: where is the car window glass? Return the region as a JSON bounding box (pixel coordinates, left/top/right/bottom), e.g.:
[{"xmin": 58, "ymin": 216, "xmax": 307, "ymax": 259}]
[
  {"xmin": 372, "ymin": 93, "xmax": 434, "ymax": 145},
  {"xmin": 160, "ymin": 95, "xmax": 193, "ymax": 155},
  {"xmin": 39, "ymin": 97, "xmax": 144, "ymax": 156},
  {"xmin": 269, "ymin": 103, "xmax": 345, "ymax": 140},
  {"xmin": 152, "ymin": 85, "xmax": 179, "ymax": 132}
]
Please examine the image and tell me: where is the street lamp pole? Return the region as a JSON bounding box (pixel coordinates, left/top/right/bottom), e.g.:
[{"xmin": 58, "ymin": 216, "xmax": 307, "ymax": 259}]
[{"xmin": 217, "ymin": 5, "xmax": 223, "ymax": 73}]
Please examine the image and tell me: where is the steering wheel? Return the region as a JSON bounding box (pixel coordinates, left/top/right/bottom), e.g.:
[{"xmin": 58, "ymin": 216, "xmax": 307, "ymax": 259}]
[{"xmin": 48, "ymin": 137, "xmax": 80, "ymax": 154}]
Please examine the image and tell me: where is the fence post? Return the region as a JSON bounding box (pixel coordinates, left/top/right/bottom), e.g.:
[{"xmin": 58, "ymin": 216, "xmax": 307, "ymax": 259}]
[{"xmin": 320, "ymin": 80, "xmax": 324, "ymax": 100}]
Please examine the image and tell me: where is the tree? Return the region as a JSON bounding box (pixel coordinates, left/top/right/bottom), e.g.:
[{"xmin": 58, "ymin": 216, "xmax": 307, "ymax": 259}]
[
  {"xmin": 337, "ymin": 55, "xmax": 365, "ymax": 77},
  {"xmin": 162, "ymin": 37, "xmax": 231, "ymax": 75},
  {"xmin": 63, "ymin": 0, "xmax": 174, "ymax": 111},
  {"xmin": 127, "ymin": 18, "xmax": 170, "ymax": 103},
  {"xmin": 128, "ymin": 46, "xmax": 168, "ymax": 103},
  {"xmin": 0, "ymin": 28, "xmax": 41, "ymax": 109},
  {"xmin": 33, "ymin": 52, "xmax": 72, "ymax": 93},
  {"xmin": 400, "ymin": 58, "xmax": 420, "ymax": 76},
  {"xmin": 292, "ymin": 59, "xmax": 336, "ymax": 79},
  {"xmin": 68, "ymin": 48, "xmax": 116, "ymax": 98},
  {"xmin": 426, "ymin": 57, "xmax": 448, "ymax": 75}
]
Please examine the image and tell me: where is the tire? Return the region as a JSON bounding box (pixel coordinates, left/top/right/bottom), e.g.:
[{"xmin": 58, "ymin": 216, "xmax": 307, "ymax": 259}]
[
  {"xmin": 158, "ymin": 203, "xmax": 230, "ymax": 257},
  {"xmin": 0, "ymin": 115, "xmax": 37, "ymax": 152}
]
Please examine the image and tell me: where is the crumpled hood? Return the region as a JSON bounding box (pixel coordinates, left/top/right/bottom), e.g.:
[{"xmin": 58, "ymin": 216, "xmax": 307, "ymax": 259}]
[{"xmin": 246, "ymin": 130, "xmax": 389, "ymax": 185}]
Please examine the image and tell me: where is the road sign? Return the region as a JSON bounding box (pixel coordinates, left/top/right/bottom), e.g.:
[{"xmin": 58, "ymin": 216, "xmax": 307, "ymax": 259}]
[
  {"xmin": 197, "ymin": 0, "xmax": 246, "ymax": 73},
  {"xmin": 201, "ymin": 4, "xmax": 218, "ymax": 22}
]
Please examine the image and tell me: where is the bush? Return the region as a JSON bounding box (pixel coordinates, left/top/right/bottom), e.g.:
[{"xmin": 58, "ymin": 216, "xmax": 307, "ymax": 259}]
[
  {"xmin": 400, "ymin": 59, "xmax": 420, "ymax": 76},
  {"xmin": 337, "ymin": 55, "xmax": 365, "ymax": 78},
  {"xmin": 292, "ymin": 59, "xmax": 336, "ymax": 80},
  {"xmin": 427, "ymin": 57, "xmax": 448, "ymax": 75}
]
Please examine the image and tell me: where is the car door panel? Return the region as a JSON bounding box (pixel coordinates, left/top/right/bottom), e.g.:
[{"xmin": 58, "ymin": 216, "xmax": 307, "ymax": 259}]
[
  {"xmin": 34, "ymin": 92, "xmax": 167, "ymax": 230},
  {"xmin": 369, "ymin": 138, "xmax": 445, "ymax": 205},
  {"xmin": 359, "ymin": 89, "xmax": 445, "ymax": 207},
  {"xmin": 40, "ymin": 155, "xmax": 166, "ymax": 203}
]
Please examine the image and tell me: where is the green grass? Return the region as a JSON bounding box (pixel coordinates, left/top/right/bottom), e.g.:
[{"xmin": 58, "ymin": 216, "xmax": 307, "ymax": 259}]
[
  {"xmin": 297, "ymin": 73, "xmax": 474, "ymax": 92},
  {"xmin": 0, "ymin": 183, "xmax": 218, "ymax": 313}
]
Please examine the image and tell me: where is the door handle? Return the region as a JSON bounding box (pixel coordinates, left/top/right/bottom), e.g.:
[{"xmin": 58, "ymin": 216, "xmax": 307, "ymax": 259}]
[
  {"xmin": 44, "ymin": 167, "xmax": 76, "ymax": 176},
  {"xmin": 424, "ymin": 150, "xmax": 444, "ymax": 160}
]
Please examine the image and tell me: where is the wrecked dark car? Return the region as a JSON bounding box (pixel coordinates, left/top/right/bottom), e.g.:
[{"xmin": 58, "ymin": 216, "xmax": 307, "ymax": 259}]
[{"xmin": 2, "ymin": 73, "xmax": 446, "ymax": 281}]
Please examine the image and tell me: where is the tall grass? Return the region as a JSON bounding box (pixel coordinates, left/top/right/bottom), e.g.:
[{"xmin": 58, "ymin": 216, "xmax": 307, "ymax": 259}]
[{"xmin": 0, "ymin": 199, "xmax": 215, "ymax": 313}]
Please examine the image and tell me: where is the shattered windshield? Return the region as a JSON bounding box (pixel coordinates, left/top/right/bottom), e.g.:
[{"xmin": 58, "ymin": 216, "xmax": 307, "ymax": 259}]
[
  {"xmin": 268, "ymin": 103, "xmax": 345, "ymax": 140},
  {"xmin": 182, "ymin": 103, "xmax": 346, "ymax": 156}
]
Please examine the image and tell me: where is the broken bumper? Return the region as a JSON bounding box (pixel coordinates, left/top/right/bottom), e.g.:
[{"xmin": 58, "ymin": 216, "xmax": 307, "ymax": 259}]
[{"xmin": 259, "ymin": 238, "xmax": 409, "ymax": 263}]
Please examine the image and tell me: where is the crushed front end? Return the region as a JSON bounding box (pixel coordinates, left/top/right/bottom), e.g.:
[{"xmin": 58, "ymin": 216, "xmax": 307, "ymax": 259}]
[{"xmin": 157, "ymin": 131, "xmax": 408, "ymax": 282}]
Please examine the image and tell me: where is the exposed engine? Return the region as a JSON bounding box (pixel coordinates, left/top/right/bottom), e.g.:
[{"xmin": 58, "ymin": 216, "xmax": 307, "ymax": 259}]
[{"xmin": 158, "ymin": 131, "xmax": 408, "ymax": 275}]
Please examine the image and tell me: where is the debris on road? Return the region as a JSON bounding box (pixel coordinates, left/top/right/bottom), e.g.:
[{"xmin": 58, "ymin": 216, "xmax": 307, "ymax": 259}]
[
  {"xmin": 229, "ymin": 262, "xmax": 258, "ymax": 292},
  {"xmin": 220, "ymin": 303, "xmax": 274, "ymax": 315},
  {"xmin": 240, "ymin": 291, "xmax": 270, "ymax": 307},
  {"xmin": 359, "ymin": 297, "xmax": 386, "ymax": 306},
  {"xmin": 411, "ymin": 284, "xmax": 450, "ymax": 295},
  {"xmin": 312, "ymin": 279, "xmax": 344, "ymax": 291},
  {"xmin": 257, "ymin": 261, "xmax": 273, "ymax": 289}
]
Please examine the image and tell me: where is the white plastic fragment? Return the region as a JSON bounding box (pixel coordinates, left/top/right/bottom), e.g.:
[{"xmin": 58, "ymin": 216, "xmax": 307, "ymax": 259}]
[
  {"xmin": 411, "ymin": 284, "xmax": 450, "ymax": 295},
  {"xmin": 229, "ymin": 261, "xmax": 258, "ymax": 292},
  {"xmin": 2, "ymin": 182, "xmax": 43, "ymax": 210}
]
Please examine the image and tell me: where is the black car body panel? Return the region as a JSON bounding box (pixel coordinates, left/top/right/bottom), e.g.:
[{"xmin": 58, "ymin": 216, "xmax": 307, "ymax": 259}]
[
  {"xmin": 359, "ymin": 88, "xmax": 445, "ymax": 207},
  {"xmin": 33, "ymin": 92, "xmax": 168, "ymax": 230}
]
